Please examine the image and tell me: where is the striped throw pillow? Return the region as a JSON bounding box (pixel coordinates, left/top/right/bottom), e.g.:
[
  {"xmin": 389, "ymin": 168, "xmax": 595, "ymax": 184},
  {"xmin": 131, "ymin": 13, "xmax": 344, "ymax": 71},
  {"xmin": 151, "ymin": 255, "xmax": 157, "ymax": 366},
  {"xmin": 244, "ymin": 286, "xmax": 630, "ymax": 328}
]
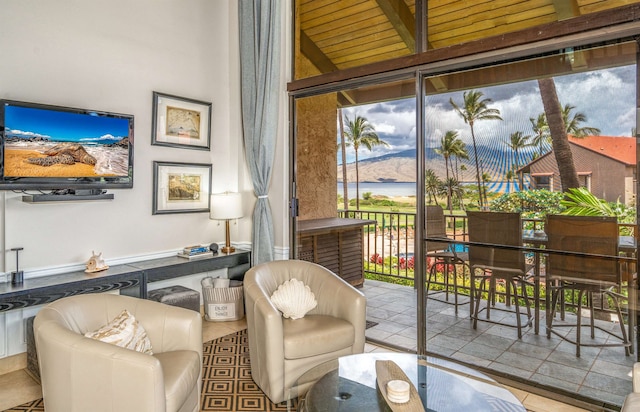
[{"xmin": 84, "ymin": 309, "xmax": 153, "ymax": 355}]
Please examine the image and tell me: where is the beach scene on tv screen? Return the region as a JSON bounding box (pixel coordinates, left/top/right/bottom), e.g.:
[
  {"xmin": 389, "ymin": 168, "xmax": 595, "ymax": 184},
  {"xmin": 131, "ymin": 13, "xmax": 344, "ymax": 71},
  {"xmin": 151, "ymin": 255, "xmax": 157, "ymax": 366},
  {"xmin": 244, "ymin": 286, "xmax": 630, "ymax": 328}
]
[{"xmin": 3, "ymin": 105, "xmax": 130, "ymax": 178}]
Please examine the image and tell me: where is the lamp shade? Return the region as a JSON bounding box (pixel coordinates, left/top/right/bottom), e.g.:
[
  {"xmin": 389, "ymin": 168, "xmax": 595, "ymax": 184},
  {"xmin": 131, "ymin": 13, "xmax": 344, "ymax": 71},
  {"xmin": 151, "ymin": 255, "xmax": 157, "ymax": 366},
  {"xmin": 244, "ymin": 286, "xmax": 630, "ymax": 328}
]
[{"xmin": 210, "ymin": 192, "xmax": 243, "ymax": 220}]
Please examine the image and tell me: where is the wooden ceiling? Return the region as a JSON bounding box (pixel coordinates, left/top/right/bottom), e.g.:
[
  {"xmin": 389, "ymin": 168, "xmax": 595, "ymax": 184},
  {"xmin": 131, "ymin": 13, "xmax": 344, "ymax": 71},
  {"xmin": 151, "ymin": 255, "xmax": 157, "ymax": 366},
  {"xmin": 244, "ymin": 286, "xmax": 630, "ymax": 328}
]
[
  {"xmin": 298, "ymin": 0, "xmax": 637, "ymax": 74},
  {"xmin": 296, "ymin": 0, "xmax": 640, "ymax": 106}
]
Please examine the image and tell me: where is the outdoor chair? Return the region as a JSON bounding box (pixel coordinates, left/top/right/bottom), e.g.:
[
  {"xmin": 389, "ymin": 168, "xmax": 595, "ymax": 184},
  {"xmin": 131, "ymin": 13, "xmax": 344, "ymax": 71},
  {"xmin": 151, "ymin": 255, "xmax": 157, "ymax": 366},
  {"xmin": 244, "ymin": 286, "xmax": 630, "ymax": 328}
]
[
  {"xmin": 468, "ymin": 211, "xmax": 534, "ymax": 338},
  {"xmin": 425, "ymin": 205, "xmax": 470, "ymax": 314},
  {"xmin": 545, "ymin": 214, "xmax": 630, "ymax": 357}
]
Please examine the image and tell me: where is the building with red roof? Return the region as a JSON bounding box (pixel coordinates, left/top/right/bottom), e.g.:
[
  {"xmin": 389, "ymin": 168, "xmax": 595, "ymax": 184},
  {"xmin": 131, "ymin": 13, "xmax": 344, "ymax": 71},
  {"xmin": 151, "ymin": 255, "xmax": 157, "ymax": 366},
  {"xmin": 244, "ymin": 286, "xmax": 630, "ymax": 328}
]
[{"xmin": 519, "ymin": 135, "xmax": 636, "ymax": 204}]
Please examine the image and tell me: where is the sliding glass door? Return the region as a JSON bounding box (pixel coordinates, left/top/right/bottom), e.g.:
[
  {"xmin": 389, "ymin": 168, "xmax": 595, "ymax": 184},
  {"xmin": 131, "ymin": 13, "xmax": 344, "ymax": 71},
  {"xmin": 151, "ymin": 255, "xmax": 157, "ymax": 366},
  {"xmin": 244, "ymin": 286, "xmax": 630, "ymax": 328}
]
[{"xmin": 421, "ymin": 40, "xmax": 638, "ymax": 407}]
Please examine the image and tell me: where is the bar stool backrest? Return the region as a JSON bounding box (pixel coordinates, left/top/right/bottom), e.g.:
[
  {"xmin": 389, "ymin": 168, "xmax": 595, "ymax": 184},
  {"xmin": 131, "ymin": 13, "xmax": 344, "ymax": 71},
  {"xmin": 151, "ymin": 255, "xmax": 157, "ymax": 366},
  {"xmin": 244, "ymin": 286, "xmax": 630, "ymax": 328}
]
[
  {"xmin": 546, "ymin": 215, "xmax": 619, "ymax": 286},
  {"xmin": 468, "ymin": 211, "xmax": 525, "ymax": 274},
  {"xmin": 426, "ymin": 205, "xmax": 450, "ymax": 252}
]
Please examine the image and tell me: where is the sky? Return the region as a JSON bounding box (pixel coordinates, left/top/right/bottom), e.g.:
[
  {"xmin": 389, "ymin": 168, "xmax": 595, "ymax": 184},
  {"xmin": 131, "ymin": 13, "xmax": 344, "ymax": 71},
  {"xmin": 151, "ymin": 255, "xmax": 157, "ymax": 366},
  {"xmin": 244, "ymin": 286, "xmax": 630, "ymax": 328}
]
[
  {"xmin": 5, "ymin": 103, "xmax": 130, "ymax": 142},
  {"xmin": 339, "ymin": 65, "xmax": 636, "ymax": 164}
]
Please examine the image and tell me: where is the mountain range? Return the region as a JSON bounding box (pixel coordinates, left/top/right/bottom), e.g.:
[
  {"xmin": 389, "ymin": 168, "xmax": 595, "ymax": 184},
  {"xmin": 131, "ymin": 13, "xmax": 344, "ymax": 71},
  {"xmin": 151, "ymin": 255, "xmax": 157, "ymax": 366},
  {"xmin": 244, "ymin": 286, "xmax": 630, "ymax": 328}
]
[{"xmin": 337, "ymin": 145, "xmax": 537, "ymax": 184}]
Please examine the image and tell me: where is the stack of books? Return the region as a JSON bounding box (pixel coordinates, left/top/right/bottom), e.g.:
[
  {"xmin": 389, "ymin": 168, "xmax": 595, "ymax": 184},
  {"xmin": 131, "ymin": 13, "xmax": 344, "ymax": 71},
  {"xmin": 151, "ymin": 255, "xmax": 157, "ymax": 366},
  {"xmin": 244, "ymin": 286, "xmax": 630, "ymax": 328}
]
[{"xmin": 177, "ymin": 245, "xmax": 213, "ymax": 259}]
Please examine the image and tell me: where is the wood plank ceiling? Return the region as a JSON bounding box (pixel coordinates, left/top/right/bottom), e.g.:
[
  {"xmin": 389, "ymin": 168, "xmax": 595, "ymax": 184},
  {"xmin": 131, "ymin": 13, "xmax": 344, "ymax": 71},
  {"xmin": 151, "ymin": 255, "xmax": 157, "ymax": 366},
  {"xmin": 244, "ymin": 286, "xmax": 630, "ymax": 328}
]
[{"xmin": 297, "ymin": 0, "xmax": 640, "ymax": 106}]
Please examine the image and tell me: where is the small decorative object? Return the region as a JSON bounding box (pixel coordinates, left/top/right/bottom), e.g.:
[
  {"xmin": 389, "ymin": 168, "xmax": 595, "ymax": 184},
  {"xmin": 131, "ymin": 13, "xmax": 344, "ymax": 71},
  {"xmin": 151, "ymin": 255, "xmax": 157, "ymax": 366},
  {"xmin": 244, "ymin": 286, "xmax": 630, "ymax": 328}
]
[
  {"xmin": 375, "ymin": 360, "xmax": 425, "ymax": 411},
  {"xmin": 151, "ymin": 91, "xmax": 212, "ymax": 150},
  {"xmin": 386, "ymin": 380, "xmax": 410, "ymax": 404},
  {"xmin": 85, "ymin": 251, "xmax": 109, "ymax": 273},
  {"xmin": 270, "ymin": 278, "xmax": 317, "ymax": 320},
  {"xmin": 10, "ymin": 247, "xmax": 24, "ymax": 285}
]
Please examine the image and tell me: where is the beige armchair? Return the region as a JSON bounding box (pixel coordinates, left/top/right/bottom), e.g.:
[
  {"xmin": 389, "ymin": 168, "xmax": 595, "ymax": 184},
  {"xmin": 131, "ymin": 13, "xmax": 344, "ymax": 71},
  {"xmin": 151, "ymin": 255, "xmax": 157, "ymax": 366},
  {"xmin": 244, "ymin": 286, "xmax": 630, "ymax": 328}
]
[
  {"xmin": 622, "ymin": 363, "xmax": 640, "ymax": 411},
  {"xmin": 244, "ymin": 259, "xmax": 367, "ymax": 404},
  {"xmin": 33, "ymin": 293, "xmax": 202, "ymax": 412}
]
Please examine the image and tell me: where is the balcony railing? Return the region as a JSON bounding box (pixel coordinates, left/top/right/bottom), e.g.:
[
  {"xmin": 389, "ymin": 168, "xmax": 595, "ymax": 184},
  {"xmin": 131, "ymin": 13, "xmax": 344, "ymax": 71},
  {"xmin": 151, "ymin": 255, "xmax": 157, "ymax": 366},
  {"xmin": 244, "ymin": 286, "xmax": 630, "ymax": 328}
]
[{"xmin": 338, "ymin": 208, "xmax": 637, "ymax": 318}]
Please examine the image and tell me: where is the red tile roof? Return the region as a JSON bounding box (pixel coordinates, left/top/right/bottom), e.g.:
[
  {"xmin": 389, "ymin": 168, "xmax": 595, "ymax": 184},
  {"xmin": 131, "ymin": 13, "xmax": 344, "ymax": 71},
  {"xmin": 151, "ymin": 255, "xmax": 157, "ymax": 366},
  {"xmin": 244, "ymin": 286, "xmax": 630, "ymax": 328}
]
[{"xmin": 568, "ymin": 135, "xmax": 635, "ymax": 166}]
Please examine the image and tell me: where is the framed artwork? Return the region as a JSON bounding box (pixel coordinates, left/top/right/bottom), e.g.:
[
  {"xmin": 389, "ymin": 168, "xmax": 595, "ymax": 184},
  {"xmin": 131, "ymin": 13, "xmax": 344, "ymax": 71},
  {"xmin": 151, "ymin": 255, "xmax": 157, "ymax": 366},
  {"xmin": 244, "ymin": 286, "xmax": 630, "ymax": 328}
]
[
  {"xmin": 152, "ymin": 161, "xmax": 212, "ymax": 214},
  {"xmin": 151, "ymin": 92, "xmax": 212, "ymax": 150}
]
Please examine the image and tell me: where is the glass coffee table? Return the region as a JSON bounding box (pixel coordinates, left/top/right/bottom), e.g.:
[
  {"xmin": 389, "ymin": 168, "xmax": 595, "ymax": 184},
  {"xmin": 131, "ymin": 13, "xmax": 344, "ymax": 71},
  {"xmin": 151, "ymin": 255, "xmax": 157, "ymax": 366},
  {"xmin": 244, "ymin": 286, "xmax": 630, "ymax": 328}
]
[{"xmin": 289, "ymin": 352, "xmax": 526, "ymax": 412}]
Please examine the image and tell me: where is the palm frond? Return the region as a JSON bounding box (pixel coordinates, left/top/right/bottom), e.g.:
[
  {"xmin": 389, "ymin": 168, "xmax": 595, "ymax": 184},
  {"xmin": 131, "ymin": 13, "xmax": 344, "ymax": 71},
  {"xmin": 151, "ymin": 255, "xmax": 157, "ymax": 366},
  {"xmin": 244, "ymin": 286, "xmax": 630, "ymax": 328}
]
[{"xmin": 560, "ymin": 187, "xmax": 615, "ymax": 216}]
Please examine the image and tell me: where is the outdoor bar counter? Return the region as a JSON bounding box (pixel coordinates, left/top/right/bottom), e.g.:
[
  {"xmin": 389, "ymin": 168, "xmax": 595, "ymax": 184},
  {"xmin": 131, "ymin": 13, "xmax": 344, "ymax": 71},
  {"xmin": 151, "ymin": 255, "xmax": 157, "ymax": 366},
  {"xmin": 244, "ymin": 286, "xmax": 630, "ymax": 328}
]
[{"xmin": 297, "ymin": 217, "xmax": 375, "ymax": 288}]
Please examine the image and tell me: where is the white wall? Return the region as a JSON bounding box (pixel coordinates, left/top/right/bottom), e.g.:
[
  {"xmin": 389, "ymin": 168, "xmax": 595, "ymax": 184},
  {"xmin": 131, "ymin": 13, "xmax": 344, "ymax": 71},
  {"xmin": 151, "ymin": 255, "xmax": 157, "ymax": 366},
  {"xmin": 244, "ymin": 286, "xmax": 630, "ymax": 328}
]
[
  {"xmin": 0, "ymin": 0, "xmax": 277, "ymax": 275},
  {"xmin": 0, "ymin": 0, "xmax": 292, "ymax": 358}
]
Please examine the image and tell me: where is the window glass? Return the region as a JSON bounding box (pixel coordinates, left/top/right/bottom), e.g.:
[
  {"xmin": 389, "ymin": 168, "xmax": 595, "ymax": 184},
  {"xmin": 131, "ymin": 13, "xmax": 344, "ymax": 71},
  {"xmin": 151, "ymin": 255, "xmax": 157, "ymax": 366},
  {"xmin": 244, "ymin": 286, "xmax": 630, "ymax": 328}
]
[{"xmin": 422, "ymin": 41, "xmax": 637, "ymax": 408}]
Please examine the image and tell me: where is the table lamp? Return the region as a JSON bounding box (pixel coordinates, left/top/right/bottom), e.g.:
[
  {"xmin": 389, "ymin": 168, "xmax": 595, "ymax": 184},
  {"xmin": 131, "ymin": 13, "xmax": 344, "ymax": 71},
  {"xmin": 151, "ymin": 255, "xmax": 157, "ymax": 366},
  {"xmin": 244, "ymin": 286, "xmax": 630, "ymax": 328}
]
[{"xmin": 210, "ymin": 192, "xmax": 243, "ymax": 254}]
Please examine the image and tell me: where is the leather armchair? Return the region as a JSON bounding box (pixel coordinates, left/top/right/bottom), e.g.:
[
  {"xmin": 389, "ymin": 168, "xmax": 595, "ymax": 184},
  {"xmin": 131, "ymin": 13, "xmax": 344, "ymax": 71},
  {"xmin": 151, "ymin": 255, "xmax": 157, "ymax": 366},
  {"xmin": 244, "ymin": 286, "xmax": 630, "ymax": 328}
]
[
  {"xmin": 33, "ymin": 293, "xmax": 202, "ymax": 412},
  {"xmin": 244, "ymin": 259, "xmax": 367, "ymax": 404},
  {"xmin": 622, "ymin": 363, "xmax": 640, "ymax": 411}
]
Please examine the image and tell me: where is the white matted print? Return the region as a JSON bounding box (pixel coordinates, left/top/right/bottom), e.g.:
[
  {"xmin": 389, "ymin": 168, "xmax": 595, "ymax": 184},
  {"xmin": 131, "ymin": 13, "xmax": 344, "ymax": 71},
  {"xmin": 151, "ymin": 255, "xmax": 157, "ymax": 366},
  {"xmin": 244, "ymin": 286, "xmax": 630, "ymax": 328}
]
[
  {"xmin": 152, "ymin": 92, "xmax": 211, "ymax": 150},
  {"xmin": 153, "ymin": 161, "xmax": 212, "ymax": 214}
]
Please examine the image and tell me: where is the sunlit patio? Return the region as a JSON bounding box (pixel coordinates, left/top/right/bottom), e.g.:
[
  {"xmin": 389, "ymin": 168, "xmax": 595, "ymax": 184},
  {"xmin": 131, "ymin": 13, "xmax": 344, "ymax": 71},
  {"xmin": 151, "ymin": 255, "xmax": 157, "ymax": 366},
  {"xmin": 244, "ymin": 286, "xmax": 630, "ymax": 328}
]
[{"xmin": 362, "ymin": 278, "xmax": 635, "ymax": 410}]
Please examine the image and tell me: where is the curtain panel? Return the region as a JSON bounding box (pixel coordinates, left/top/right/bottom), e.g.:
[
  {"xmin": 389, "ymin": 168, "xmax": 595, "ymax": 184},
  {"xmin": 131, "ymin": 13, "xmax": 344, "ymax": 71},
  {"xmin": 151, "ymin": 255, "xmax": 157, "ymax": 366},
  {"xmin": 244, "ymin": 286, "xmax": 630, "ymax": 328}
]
[{"xmin": 238, "ymin": 0, "xmax": 281, "ymax": 265}]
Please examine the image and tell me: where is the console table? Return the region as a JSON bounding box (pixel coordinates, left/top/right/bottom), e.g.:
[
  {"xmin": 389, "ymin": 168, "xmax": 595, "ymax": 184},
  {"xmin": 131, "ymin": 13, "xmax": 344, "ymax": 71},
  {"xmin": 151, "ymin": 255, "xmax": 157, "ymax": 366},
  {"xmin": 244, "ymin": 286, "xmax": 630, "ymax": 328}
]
[{"xmin": 0, "ymin": 250, "xmax": 251, "ymax": 312}]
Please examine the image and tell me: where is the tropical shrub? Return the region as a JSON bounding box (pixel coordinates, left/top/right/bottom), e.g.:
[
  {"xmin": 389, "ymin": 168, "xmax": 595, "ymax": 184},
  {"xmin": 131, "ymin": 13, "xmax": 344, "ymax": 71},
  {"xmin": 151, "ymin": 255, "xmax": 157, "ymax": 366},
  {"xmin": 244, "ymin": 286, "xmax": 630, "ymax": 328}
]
[{"xmin": 490, "ymin": 189, "xmax": 564, "ymax": 220}]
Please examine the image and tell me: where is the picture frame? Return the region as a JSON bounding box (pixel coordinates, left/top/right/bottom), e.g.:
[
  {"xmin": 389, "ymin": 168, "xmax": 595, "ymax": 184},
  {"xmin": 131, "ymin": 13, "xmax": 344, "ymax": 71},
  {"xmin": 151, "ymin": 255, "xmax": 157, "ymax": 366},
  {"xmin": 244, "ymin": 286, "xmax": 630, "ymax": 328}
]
[
  {"xmin": 151, "ymin": 92, "xmax": 212, "ymax": 150},
  {"xmin": 152, "ymin": 161, "xmax": 212, "ymax": 215}
]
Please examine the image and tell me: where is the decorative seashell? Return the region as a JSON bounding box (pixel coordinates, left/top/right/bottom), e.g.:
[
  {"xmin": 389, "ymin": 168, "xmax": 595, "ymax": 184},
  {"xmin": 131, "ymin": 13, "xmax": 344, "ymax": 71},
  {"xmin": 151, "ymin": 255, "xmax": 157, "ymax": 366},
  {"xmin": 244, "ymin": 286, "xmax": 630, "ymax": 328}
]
[{"xmin": 270, "ymin": 278, "xmax": 318, "ymax": 320}]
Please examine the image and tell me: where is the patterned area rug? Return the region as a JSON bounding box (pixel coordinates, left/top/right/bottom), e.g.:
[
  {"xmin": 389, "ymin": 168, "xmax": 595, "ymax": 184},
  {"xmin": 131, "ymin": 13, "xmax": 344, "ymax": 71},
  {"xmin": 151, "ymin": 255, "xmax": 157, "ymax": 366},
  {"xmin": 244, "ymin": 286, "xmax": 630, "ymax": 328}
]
[{"xmin": 2, "ymin": 329, "xmax": 296, "ymax": 412}]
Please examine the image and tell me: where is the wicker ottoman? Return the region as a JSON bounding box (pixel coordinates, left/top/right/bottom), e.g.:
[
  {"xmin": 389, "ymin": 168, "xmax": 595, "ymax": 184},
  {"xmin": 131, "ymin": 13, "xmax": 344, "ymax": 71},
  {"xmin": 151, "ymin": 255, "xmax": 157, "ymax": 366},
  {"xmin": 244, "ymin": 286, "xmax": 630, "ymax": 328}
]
[{"xmin": 148, "ymin": 285, "xmax": 200, "ymax": 312}]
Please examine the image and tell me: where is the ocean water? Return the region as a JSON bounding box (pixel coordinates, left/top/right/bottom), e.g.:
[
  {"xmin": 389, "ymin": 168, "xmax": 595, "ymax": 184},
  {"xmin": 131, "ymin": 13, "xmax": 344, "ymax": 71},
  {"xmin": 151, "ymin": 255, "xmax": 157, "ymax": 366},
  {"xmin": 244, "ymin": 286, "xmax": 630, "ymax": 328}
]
[{"xmin": 337, "ymin": 182, "xmax": 417, "ymax": 197}]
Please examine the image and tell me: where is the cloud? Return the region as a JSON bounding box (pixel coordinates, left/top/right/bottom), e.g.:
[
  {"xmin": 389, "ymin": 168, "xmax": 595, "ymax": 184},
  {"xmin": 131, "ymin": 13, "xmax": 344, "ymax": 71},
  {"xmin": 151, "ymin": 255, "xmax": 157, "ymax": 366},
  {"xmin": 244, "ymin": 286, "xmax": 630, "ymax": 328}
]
[
  {"xmin": 339, "ymin": 65, "xmax": 636, "ymax": 163},
  {"xmin": 8, "ymin": 129, "xmax": 51, "ymax": 139},
  {"xmin": 79, "ymin": 134, "xmax": 124, "ymax": 142}
]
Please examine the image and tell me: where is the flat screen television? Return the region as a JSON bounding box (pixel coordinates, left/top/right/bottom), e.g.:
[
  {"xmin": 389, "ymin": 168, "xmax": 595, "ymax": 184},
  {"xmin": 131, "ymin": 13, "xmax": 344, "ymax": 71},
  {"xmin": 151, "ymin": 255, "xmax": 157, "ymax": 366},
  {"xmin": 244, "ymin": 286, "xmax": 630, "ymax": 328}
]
[{"xmin": 0, "ymin": 99, "xmax": 134, "ymax": 194}]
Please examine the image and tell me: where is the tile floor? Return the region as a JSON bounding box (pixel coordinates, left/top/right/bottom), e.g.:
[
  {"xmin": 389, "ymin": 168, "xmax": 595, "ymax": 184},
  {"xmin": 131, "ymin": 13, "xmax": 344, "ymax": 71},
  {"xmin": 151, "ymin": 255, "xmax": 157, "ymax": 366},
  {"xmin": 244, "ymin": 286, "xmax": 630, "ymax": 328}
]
[
  {"xmin": 0, "ymin": 303, "xmax": 611, "ymax": 412},
  {"xmin": 363, "ymin": 279, "xmax": 634, "ymax": 411}
]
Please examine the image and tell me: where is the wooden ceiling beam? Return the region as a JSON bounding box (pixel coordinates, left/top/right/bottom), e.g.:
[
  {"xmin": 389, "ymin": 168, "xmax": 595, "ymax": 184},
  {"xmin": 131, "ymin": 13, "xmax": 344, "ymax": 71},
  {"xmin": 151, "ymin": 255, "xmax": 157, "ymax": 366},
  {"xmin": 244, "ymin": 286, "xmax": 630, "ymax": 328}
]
[
  {"xmin": 375, "ymin": 0, "xmax": 415, "ymax": 52},
  {"xmin": 300, "ymin": 29, "xmax": 338, "ymax": 74},
  {"xmin": 300, "ymin": 29, "xmax": 357, "ymax": 105},
  {"xmin": 552, "ymin": 0, "xmax": 580, "ymax": 20}
]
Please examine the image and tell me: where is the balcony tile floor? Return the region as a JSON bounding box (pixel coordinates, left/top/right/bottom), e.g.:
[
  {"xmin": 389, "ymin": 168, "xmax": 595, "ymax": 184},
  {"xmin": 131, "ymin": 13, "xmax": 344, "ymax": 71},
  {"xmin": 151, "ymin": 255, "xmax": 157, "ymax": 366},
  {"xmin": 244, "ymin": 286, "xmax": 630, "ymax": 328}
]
[{"xmin": 363, "ymin": 279, "xmax": 635, "ymax": 411}]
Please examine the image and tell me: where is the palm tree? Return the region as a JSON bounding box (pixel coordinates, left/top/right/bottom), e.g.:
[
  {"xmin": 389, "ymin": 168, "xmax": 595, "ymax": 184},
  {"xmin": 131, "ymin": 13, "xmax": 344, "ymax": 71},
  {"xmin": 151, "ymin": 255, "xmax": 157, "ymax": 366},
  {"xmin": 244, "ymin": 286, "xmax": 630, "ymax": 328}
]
[
  {"xmin": 531, "ymin": 104, "xmax": 600, "ymax": 153},
  {"xmin": 537, "ymin": 78, "xmax": 580, "ymax": 191},
  {"xmin": 505, "ymin": 131, "xmax": 531, "ymax": 172},
  {"xmin": 450, "ymin": 90, "xmax": 502, "ymax": 209},
  {"xmin": 441, "ymin": 177, "xmax": 463, "ymax": 210},
  {"xmin": 343, "ymin": 114, "xmax": 389, "ymax": 209},
  {"xmin": 425, "ymin": 168, "xmax": 441, "ymax": 205},
  {"xmin": 562, "ymin": 104, "xmax": 601, "ymax": 137},
  {"xmin": 505, "ymin": 131, "xmax": 531, "ymax": 191},
  {"xmin": 435, "ymin": 130, "xmax": 468, "ymax": 211},
  {"xmin": 530, "ymin": 113, "xmax": 549, "ymax": 157},
  {"xmin": 338, "ymin": 108, "xmax": 349, "ymax": 210},
  {"xmin": 458, "ymin": 164, "xmax": 467, "ymax": 182}
]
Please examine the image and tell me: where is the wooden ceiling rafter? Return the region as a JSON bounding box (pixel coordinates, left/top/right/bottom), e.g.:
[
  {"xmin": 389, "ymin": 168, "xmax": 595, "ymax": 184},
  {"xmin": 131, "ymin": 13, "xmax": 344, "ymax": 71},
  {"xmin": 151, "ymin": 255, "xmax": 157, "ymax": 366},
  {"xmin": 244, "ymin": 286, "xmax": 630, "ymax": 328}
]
[
  {"xmin": 375, "ymin": 0, "xmax": 416, "ymax": 52},
  {"xmin": 551, "ymin": 0, "xmax": 580, "ymax": 20},
  {"xmin": 290, "ymin": 3, "xmax": 640, "ymax": 94},
  {"xmin": 300, "ymin": 29, "xmax": 357, "ymax": 105}
]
